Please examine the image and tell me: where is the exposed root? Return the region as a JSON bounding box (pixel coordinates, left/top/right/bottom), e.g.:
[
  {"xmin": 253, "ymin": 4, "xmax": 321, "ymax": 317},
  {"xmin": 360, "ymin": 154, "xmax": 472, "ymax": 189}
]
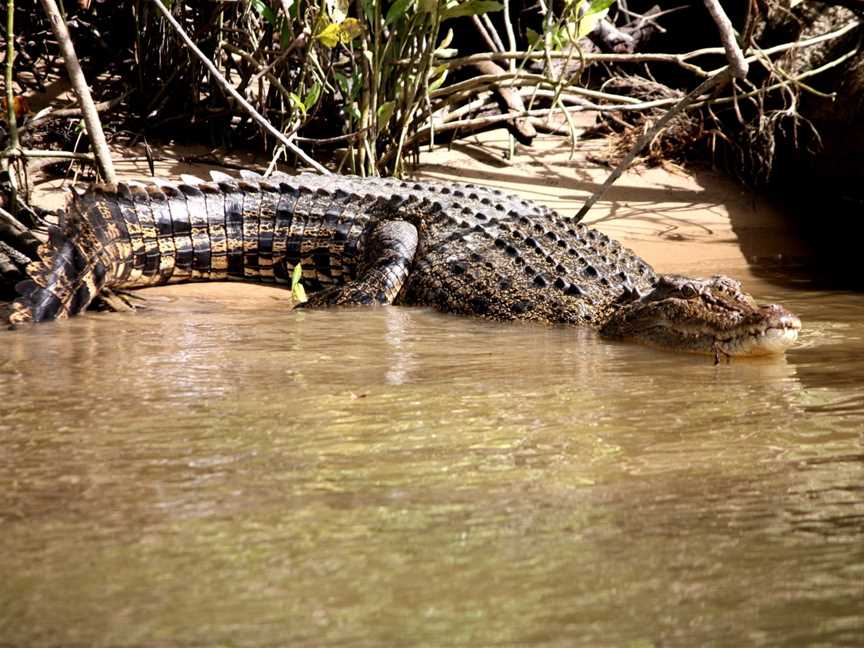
[{"xmin": 590, "ymin": 75, "xmax": 704, "ymax": 167}]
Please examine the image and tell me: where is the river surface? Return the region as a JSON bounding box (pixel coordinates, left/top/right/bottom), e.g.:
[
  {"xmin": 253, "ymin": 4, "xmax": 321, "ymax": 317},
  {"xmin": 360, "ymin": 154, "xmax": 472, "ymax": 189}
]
[{"xmin": 1, "ymin": 264, "xmax": 862, "ymax": 647}]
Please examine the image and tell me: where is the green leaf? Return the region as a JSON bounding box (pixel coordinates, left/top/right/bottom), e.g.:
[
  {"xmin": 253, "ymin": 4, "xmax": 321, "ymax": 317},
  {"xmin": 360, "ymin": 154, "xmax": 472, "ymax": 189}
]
[
  {"xmin": 551, "ymin": 24, "xmax": 569, "ymax": 49},
  {"xmin": 583, "ymin": 0, "xmax": 616, "ymax": 17},
  {"xmin": 316, "ymin": 22, "xmax": 341, "ymax": 48},
  {"xmin": 334, "ymin": 72, "xmax": 349, "ymax": 97},
  {"xmin": 385, "ymin": 0, "xmax": 413, "ymax": 25},
  {"xmin": 288, "ymin": 92, "xmax": 307, "ymax": 116},
  {"xmin": 441, "ymin": 0, "xmax": 503, "ymax": 21},
  {"xmin": 436, "ymin": 28, "xmax": 454, "ymax": 51},
  {"xmin": 350, "ymin": 70, "xmax": 362, "ymax": 100},
  {"xmin": 290, "ymin": 263, "xmax": 308, "ymax": 303},
  {"xmin": 570, "ymin": 15, "xmax": 598, "ymax": 40},
  {"xmin": 303, "ymin": 82, "xmax": 321, "ymax": 111},
  {"xmin": 339, "ymin": 18, "xmax": 364, "ymax": 43},
  {"xmin": 526, "ymin": 27, "xmax": 541, "ymax": 47},
  {"xmin": 571, "ymin": 0, "xmax": 616, "ymax": 39},
  {"xmin": 279, "ymin": 21, "xmax": 292, "ymax": 48},
  {"xmin": 348, "ymin": 102, "xmax": 361, "ymax": 122},
  {"xmin": 428, "ymin": 65, "xmax": 448, "ymax": 92},
  {"xmin": 362, "ymin": 0, "xmax": 376, "ymax": 22},
  {"xmin": 250, "ymin": 0, "xmax": 278, "ymax": 25},
  {"xmin": 333, "ymin": 70, "xmax": 363, "ymax": 101},
  {"xmin": 376, "ymin": 101, "xmax": 395, "ymax": 128}
]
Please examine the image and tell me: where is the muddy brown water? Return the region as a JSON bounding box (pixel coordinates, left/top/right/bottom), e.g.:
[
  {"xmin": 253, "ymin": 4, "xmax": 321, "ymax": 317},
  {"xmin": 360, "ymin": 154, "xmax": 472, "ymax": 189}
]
[{"xmin": 1, "ymin": 262, "xmax": 861, "ymax": 647}]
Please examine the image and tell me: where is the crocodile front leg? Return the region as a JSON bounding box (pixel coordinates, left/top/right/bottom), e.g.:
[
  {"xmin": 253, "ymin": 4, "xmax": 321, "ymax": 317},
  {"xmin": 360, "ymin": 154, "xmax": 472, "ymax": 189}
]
[{"xmin": 303, "ymin": 220, "xmax": 418, "ymax": 307}]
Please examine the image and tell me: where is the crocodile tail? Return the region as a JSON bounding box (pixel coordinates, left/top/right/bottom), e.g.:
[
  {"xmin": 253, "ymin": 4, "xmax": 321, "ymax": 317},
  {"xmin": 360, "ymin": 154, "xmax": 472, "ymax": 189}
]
[{"xmin": 9, "ymin": 196, "xmax": 110, "ymax": 325}]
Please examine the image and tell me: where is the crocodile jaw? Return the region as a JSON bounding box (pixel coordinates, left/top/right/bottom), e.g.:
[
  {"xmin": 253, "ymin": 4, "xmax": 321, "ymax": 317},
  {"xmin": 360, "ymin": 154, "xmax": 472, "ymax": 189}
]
[
  {"xmin": 712, "ymin": 309, "xmax": 801, "ymax": 356},
  {"xmin": 600, "ymin": 275, "xmax": 802, "ymax": 358},
  {"xmin": 642, "ymin": 308, "xmax": 802, "ymax": 357}
]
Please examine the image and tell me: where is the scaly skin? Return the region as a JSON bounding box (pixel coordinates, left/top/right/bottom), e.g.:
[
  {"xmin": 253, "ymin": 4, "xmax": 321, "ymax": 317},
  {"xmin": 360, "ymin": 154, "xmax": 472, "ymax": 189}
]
[
  {"xmin": 9, "ymin": 171, "xmax": 801, "ymax": 358},
  {"xmin": 599, "ymin": 275, "xmax": 801, "ymax": 363}
]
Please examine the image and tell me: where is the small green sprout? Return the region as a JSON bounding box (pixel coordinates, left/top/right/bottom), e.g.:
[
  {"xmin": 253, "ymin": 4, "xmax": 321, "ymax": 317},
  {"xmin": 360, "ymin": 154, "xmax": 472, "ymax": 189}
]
[{"xmin": 291, "ymin": 263, "xmax": 308, "ymax": 304}]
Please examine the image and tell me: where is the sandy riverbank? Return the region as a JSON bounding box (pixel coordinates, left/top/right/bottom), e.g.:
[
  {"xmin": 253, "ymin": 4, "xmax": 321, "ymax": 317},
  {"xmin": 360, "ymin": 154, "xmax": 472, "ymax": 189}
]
[{"xmin": 23, "ymin": 124, "xmax": 810, "ymax": 308}]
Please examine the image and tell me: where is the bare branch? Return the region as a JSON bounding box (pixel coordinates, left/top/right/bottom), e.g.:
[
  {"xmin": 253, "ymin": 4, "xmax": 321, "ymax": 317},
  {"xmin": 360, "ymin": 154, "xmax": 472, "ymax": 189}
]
[
  {"xmin": 471, "ymin": 15, "xmax": 501, "ymax": 53},
  {"xmin": 39, "ymin": 0, "xmax": 116, "ymax": 182},
  {"xmin": 421, "ymin": 21, "xmax": 860, "ymax": 77},
  {"xmin": 703, "ymin": 0, "xmax": 748, "ymax": 78},
  {"xmin": 19, "ymin": 92, "xmax": 130, "ymax": 135},
  {"xmin": 1, "ymin": 148, "xmax": 96, "ymax": 161},
  {"xmin": 4, "ymin": 0, "xmax": 19, "ymax": 152}
]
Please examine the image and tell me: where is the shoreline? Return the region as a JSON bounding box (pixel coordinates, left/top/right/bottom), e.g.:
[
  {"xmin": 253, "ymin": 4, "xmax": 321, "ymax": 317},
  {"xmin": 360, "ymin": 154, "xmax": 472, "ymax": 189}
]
[{"xmin": 13, "ymin": 126, "xmax": 810, "ymax": 310}]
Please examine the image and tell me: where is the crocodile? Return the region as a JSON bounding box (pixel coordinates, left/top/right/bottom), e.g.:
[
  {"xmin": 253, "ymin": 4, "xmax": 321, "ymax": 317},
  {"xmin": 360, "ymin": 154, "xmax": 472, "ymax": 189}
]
[{"xmin": 9, "ymin": 171, "xmax": 801, "ymax": 360}]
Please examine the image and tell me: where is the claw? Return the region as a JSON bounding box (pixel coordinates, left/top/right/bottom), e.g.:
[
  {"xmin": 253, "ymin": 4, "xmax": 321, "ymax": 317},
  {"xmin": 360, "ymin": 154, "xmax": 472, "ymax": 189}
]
[{"xmin": 712, "ymin": 339, "xmax": 732, "ymax": 365}]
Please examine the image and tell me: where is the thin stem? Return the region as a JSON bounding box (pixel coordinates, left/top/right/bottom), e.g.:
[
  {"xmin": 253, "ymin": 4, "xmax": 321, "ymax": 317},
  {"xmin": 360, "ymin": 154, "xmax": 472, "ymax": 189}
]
[
  {"xmin": 401, "ymin": 21, "xmax": 860, "ymax": 78},
  {"xmin": 1, "ymin": 148, "xmax": 96, "ymax": 161},
  {"xmin": 5, "ymin": 0, "xmax": 19, "ymax": 151},
  {"xmin": 3, "ymin": 0, "xmax": 20, "ymax": 208},
  {"xmin": 39, "ymin": 0, "xmax": 116, "ymax": 182},
  {"xmin": 471, "ymin": 15, "xmax": 500, "ymax": 53},
  {"xmin": 429, "ymin": 72, "xmax": 643, "ymax": 104},
  {"xmin": 687, "ymin": 48, "xmax": 858, "ymax": 109},
  {"xmin": 0, "ymin": 203, "xmax": 30, "ymax": 235},
  {"xmin": 18, "ymin": 91, "xmax": 129, "ymax": 135},
  {"xmin": 221, "ymin": 41, "xmax": 294, "ymax": 101},
  {"xmin": 481, "ymin": 14, "xmax": 505, "ymax": 53},
  {"xmin": 248, "ymin": 31, "xmax": 308, "ymax": 87}
]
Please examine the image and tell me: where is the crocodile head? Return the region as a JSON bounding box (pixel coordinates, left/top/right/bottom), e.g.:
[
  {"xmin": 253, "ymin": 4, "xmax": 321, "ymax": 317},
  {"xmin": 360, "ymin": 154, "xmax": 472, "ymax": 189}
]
[{"xmin": 600, "ymin": 275, "xmax": 801, "ymax": 361}]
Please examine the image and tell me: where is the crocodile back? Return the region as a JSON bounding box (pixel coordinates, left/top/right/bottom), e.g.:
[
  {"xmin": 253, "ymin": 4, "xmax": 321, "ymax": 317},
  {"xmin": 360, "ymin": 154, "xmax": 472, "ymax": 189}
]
[{"xmin": 10, "ymin": 171, "xmax": 659, "ymax": 325}]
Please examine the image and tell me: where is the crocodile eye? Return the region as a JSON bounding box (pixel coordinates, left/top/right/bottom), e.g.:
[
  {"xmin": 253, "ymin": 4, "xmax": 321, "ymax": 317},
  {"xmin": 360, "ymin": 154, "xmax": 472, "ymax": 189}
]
[{"xmin": 680, "ymin": 285, "xmax": 698, "ymax": 299}]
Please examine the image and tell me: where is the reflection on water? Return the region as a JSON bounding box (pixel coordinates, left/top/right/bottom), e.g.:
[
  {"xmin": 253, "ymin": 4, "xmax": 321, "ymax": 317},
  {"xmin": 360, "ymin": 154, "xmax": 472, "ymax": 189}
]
[{"xmin": 1, "ymin": 273, "xmax": 862, "ymax": 647}]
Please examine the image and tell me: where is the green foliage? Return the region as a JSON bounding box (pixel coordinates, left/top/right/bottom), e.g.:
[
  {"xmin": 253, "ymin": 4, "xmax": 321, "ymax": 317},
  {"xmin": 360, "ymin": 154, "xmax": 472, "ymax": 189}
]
[
  {"xmin": 385, "ymin": 0, "xmax": 413, "ymax": 26},
  {"xmin": 316, "ymin": 17, "xmax": 362, "ymax": 48},
  {"xmin": 376, "ymin": 101, "xmax": 395, "ymax": 129},
  {"xmin": 126, "ymin": 0, "xmax": 616, "ymax": 176},
  {"xmin": 250, "ymin": 0, "xmax": 279, "ymax": 25},
  {"xmin": 304, "ymin": 82, "xmax": 321, "ymax": 111},
  {"xmin": 528, "ymin": 0, "xmax": 616, "ymax": 49},
  {"xmin": 291, "ymin": 263, "xmax": 308, "ymax": 303},
  {"xmin": 440, "ymin": 0, "xmax": 503, "ymax": 21}
]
